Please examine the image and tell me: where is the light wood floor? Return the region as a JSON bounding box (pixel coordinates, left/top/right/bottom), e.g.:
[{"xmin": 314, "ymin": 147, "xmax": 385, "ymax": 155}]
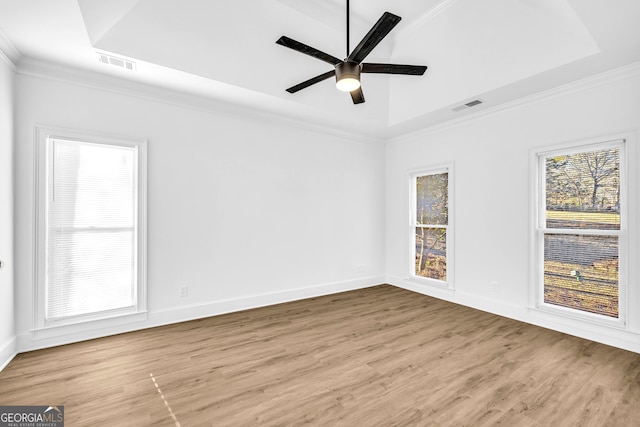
[{"xmin": 1, "ymin": 285, "xmax": 639, "ymax": 426}]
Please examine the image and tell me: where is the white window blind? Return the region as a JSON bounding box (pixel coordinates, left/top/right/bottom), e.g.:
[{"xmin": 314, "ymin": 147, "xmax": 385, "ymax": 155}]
[{"xmin": 46, "ymin": 138, "xmax": 138, "ymax": 321}]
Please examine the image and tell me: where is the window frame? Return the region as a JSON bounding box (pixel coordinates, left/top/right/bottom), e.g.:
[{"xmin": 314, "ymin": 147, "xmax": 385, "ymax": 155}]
[
  {"xmin": 408, "ymin": 163, "xmax": 454, "ymax": 289},
  {"xmin": 532, "ymin": 138, "xmax": 627, "ymax": 328},
  {"xmin": 34, "ymin": 126, "xmax": 148, "ymax": 333}
]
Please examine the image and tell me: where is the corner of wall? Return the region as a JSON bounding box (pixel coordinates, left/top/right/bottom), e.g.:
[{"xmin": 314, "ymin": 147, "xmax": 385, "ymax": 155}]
[
  {"xmin": 0, "ymin": 337, "xmax": 17, "ymax": 372},
  {"xmin": 383, "ymin": 64, "xmax": 640, "ymax": 354},
  {"xmin": 0, "ymin": 43, "xmax": 16, "ymax": 372},
  {"xmin": 15, "ymin": 276, "xmax": 386, "ymax": 353}
]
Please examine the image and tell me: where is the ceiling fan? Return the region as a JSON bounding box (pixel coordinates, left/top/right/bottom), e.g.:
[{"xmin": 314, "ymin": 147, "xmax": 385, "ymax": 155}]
[{"xmin": 276, "ymin": 0, "xmax": 427, "ymax": 104}]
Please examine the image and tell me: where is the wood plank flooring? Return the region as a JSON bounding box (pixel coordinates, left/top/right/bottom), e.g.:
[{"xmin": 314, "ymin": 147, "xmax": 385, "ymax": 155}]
[{"xmin": 1, "ymin": 285, "xmax": 639, "ymax": 426}]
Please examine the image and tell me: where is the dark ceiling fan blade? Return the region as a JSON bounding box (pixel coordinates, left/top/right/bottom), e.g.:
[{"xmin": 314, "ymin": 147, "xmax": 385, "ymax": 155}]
[
  {"xmin": 286, "ymin": 70, "xmax": 336, "ymax": 93},
  {"xmin": 347, "ymin": 12, "xmax": 401, "ymax": 64},
  {"xmin": 276, "ymin": 36, "xmax": 342, "ymax": 66},
  {"xmin": 362, "ymin": 63, "xmax": 427, "ymax": 75},
  {"xmin": 350, "ymin": 87, "xmax": 365, "ymax": 104}
]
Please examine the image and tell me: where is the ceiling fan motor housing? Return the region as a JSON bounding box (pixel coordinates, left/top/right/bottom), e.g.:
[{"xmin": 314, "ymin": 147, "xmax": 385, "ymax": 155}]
[{"xmin": 335, "ymin": 61, "xmax": 361, "ymax": 91}]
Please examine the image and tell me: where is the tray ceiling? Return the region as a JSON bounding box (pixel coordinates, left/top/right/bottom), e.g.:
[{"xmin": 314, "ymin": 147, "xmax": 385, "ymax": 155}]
[{"xmin": 1, "ymin": 0, "xmax": 639, "ymax": 138}]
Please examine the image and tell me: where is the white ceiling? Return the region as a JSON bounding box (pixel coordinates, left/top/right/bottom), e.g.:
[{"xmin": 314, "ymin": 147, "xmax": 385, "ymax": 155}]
[{"xmin": 1, "ymin": 0, "xmax": 639, "ymax": 138}]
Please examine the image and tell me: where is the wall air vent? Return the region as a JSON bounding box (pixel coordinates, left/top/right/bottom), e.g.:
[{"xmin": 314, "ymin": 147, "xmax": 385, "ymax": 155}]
[
  {"xmin": 97, "ymin": 53, "xmax": 136, "ymax": 71},
  {"xmin": 453, "ymin": 99, "xmax": 484, "ymax": 112}
]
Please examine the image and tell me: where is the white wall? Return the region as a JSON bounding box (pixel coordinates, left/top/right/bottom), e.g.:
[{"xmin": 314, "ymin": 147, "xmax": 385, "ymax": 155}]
[
  {"xmin": 13, "ymin": 70, "xmax": 385, "ymax": 351},
  {"xmin": 9, "ymin": 58, "xmax": 640, "ymax": 358},
  {"xmin": 0, "ymin": 54, "xmax": 15, "ymax": 369},
  {"xmin": 386, "ymin": 65, "xmax": 640, "ymax": 352}
]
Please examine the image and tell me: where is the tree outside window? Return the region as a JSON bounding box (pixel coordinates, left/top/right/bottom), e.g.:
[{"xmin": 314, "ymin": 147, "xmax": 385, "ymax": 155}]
[
  {"xmin": 540, "ymin": 143, "xmax": 622, "ymax": 318},
  {"xmin": 414, "ymin": 171, "xmax": 448, "ymax": 281}
]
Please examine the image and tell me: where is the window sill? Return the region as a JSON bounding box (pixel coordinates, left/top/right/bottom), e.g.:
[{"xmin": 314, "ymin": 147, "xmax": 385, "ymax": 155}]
[
  {"xmin": 402, "ymin": 276, "xmax": 455, "ymax": 296},
  {"xmin": 31, "ymin": 311, "xmax": 148, "ymax": 340},
  {"xmin": 528, "ymin": 304, "xmax": 626, "ymax": 331}
]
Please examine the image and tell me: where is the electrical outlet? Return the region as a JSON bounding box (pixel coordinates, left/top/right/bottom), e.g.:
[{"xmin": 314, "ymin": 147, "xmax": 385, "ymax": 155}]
[
  {"xmin": 179, "ymin": 286, "xmax": 188, "ymax": 298},
  {"xmin": 492, "ymin": 281, "xmax": 499, "ymax": 293}
]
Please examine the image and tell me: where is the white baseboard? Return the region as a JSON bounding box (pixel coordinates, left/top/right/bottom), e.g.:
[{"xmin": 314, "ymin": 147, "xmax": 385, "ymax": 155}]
[
  {"xmin": 9, "ymin": 275, "xmax": 639, "ymax": 370},
  {"xmin": 387, "ymin": 275, "xmax": 640, "ymax": 354},
  {"xmin": 15, "ymin": 276, "xmax": 384, "ymax": 354},
  {"xmin": 147, "ymin": 276, "xmax": 384, "ymax": 327},
  {"xmin": 0, "ymin": 335, "xmax": 17, "ymax": 372}
]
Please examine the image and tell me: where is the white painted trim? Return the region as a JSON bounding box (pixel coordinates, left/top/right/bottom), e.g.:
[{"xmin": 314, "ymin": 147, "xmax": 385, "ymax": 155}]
[
  {"xmin": 401, "ymin": 0, "xmax": 459, "ymax": 35},
  {"xmin": 529, "ymin": 135, "xmax": 632, "ymax": 329},
  {"xmin": 15, "ymin": 55, "xmax": 639, "ymax": 146},
  {"xmin": 29, "ymin": 312, "xmax": 148, "ymax": 341},
  {"xmin": 16, "ymin": 276, "xmax": 384, "ymax": 353},
  {"xmin": 0, "ymin": 49, "xmax": 16, "ymax": 71},
  {"xmin": 624, "ymin": 130, "xmax": 640, "ymax": 334},
  {"xmin": 387, "ymin": 275, "xmax": 640, "ymax": 354},
  {"xmin": 408, "ymin": 162, "xmax": 455, "ymax": 289},
  {"xmin": 0, "ymin": 336, "xmax": 17, "ymax": 372},
  {"xmin": 389, "ymin": 275, "xmax": 455, "ymax": 300},
  {"xmin": 33, "ymin": 125, "xmax": 148, "ymax": 332},
  {"xmin": 148, "ymin": 276, "xmax": 385, "ymax": 326},
  {"xmin": 0, "ymin": 27, "xmax": 19, "ymax": 70},
  {"xmin": 10, "ymin": 272, "xmax": 640, "ymax": 362},
  {"xmin": 389, "ymin": 61, "xmax": 640, "ymax": 144},
  {"xmin": 16, "ymin": 57, "xmax": 383, "ymax": 145}
]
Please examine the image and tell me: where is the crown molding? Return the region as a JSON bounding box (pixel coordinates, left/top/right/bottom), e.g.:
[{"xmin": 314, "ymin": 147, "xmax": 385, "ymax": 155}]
[
  {"xmin": 389, "ymin": 60, "xmax": 640, "ymax": 144},
  {"xmin": 13, "ymin": 55, "xmax": 640, "ymax": 146},
  {"xmin": 401, "ymin": 0, "xmax": 459, "ymax": 35},
  {"xmin": 0, "ymin": 27, "xmax": 20, "ymax": 70},
  {"xmin": 16, "ymin": 57, "xmax": 384, "ymax": 145}
]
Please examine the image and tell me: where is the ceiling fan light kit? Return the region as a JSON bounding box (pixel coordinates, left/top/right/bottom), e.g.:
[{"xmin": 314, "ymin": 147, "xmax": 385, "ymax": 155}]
[
  {"xmin": 335, "ymin": 62, "xmax": 361, "ymax": 92},
  {"xmin": 276, "ymin": 0, "xmax": 427, "ymax": 104}
]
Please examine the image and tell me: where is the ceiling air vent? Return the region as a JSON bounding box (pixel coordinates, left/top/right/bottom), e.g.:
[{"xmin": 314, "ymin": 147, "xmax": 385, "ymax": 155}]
[
  {"xmin": 453, "ymin": 99, "xmax": 484, "ymax": 112},
  {"xmin": 97, "ymin": 53, "xmax": 136, "ymax": 71}
]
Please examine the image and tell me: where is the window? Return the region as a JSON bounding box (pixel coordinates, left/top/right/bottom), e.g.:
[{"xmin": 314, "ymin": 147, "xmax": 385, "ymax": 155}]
[
  {"xmin": 535, "ymin": 139, "xmax": 625, "ymax": 323},
  {"xmin": 411, "ymin": 165, "xmax": 452, "ymax": 286},
  {"xmin": 36, "ymin": 127, "xmax": 147, "ymax": 328}
]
